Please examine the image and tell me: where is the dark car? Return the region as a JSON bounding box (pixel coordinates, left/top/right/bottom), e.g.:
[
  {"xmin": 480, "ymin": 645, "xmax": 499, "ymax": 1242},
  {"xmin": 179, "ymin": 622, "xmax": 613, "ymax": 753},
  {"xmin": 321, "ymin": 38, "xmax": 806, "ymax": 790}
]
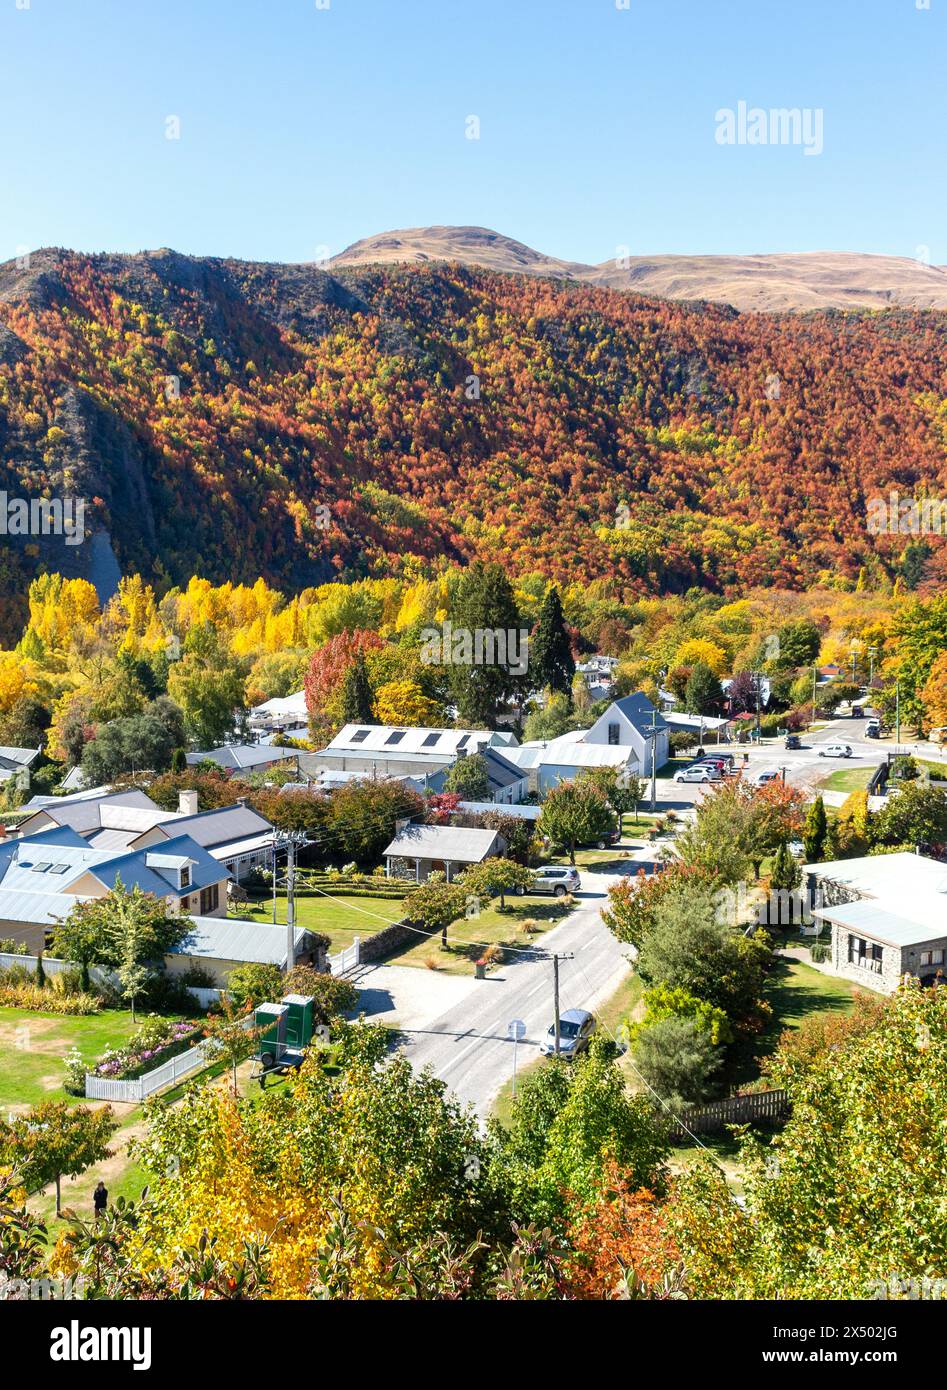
[{"xmin": 784, "ymin": 734, "xmax": 802, "ymax": 750}]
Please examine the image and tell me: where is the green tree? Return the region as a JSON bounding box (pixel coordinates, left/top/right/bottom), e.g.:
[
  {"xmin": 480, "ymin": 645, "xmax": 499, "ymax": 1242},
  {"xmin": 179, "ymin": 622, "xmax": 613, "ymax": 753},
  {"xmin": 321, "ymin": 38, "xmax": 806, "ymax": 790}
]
[
  {"xmin": 633, "ymin": 1016, "xmax": 722, "ymax": 1108},
  {"xmin": 530, "ymin": 585, "xmax": 575, "ymax": 698},
  {"xmin": 769, "ymin": 840, "xmax": 801, "ymax": 893},
  {"xmin": 167, "ymin": 622, "xmax": 247, "ymax": 747},
  {"xmin": 459, "ymin": 857, "xmax": 533, "ymax": 910},
  {"xmin": 0, "ymin": 1101, "xmax": 116, "ymax": 1216},
  {"xmin": 874, "ymin": 781, "xmax": 947, "ymax": 848},
  {"xmin": 684, "ymin": 662, "xmax": 723, "ymax": 716},
  {"xmin": 538, "ymin": 781, "xmax": 614, "ymax": 865},
  {"xmin": 404, "ymin": 875, "xmax": 467, "ymax": 949},
  {"xmin": 523, "ymin": 690, "xmax": 574, "ymax": 743},
  {"xmin": 340, "ymin": 651, "xmax": 375, "ymax": 723},
  {"xmin": 448, "ymin": 563, "xmax": 526, "ymax": 725},
  {"xmin": 803, "ymin": 794, "xmax": 828, "ymax": 862},
  {"xmin": 443, "ymin": 753, "xmax": 491, "ymax": 801},
  {"xmin": 205, "ymin": 998, "xmax": 258, "ymax": 1094},
  {"xmin": 81, "ymin": 713, "xmax": 175, "ymax": 782},
  {"xmin": 226, "ymin": 962, "xmax": 283, "ymax": 1011}
]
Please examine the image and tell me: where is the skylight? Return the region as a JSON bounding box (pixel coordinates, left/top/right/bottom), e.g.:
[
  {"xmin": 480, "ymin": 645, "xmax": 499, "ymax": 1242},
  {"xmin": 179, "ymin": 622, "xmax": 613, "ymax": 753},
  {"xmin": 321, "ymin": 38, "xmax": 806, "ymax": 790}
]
[
  {"xmin": 386, "ymin": 731, "xmax": 406, "ymax": 745},
  {"xmin": 421, "ymin": 733, "xmax": 441, "ymax": 747},
  {"xmin": 349, "ymin": 729, "xmax": 370, "ymax": 743}
]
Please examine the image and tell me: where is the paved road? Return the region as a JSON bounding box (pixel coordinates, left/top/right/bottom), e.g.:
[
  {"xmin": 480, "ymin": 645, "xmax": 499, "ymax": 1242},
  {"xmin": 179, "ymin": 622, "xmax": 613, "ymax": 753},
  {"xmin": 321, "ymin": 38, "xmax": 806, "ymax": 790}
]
[
  {"xmin": 388, "ymin": 855, "xmax": 652, "ymax": 1117},
  {"xmin": 653, "ymin": 715, "xmax": 940, "ymax": 810}
]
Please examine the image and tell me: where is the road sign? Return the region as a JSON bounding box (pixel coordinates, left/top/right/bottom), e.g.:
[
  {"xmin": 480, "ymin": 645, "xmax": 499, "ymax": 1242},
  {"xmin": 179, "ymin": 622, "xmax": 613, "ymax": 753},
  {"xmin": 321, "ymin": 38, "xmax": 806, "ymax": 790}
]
[{"xmin": 507, "ymin": 1019, "xmax": 526, "ymax": 1041}]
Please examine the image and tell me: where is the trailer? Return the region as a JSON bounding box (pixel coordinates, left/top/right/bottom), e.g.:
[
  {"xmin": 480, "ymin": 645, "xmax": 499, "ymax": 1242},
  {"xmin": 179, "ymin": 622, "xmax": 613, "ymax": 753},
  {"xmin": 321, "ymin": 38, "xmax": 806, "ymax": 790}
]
[{"xmin": 252, "ymin": 994, "xmax": 317, "ymax": 1085}]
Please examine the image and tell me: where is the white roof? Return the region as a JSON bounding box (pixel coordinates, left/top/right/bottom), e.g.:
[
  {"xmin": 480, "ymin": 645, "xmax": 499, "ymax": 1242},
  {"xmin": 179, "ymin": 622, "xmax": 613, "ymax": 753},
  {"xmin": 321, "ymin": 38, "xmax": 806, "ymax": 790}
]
[
  {"xmin": 250, "ymin": 690, "xmax": 308, "ymax": 718},
  {"xmin": 812, "ymin": 896, "xmax": 947, "ymax": 948},
  {"xmin": 505, "ymin": 735, "xmax": 634, "ymax": 770},
  {"xmin": 806, "ymin": 851, "xmax": 947, "ymax": 898},
  {"xmin": 324, "ymin": 724, "xmax": 514, "ymax": 756},
  {"xmin": 0, "ymin": 889, "xmax": 91, "ymax": 926},
  {"xmin": 383, "ymin": 824, "xmax": 502, "ymax": 863}
]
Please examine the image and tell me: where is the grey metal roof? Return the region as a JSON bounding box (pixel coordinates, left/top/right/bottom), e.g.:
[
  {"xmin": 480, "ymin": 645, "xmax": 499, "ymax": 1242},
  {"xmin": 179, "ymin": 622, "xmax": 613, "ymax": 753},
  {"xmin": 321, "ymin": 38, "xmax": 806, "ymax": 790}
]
[
  {"xmin": 812, "ymin": 897, "xmax": 947, "ymax": 948},
  {"xmin": 611, "ymin": 693, "xmax": 669, "ymax": 733},
  {"xmin": 456, "ymin": 801, "xmax": 542, "ymax": 820},
  {"xmin": 186, "ymin": 745, "xmax": 298, "ymax": 771},
  {"xmin": 0, "ymin": 889, "xmax": 90, "ymax": 925},
  {"xmin": 383, "ymin": 824, "xmax": 502, "ymax": 863},
  {"xmin": 170, "ymin": 916, "xmax": 310, "ymax": 966}
]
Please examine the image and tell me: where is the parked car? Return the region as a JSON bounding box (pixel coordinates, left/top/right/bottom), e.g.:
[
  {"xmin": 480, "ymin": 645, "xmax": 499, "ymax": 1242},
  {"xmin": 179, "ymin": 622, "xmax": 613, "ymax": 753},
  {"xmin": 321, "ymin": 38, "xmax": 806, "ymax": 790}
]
[
  {"xmin": 755, "ymin": 769, "xmax": 780, "ymax": 785},
  {"xmin": 674, "ymin": 766, "xmax": 719, "ymax": 783},
  {"xmin": 784, "ymin": 734, "xmax": 802, "ymax": 750},
  {"xmin": 819, "ymin": 742, "xmax": 853, "ymax": 758},
  {"xmin": 865, "ymin": 719, "xmax": 881, "ymax": 738},
  {"xmin": 525, "ymin": 865, "xmax": 581, "ymax": 897},
  {"xmin": 539, "ymin": 1008, "xmax": 597, "ymax": 1058}
]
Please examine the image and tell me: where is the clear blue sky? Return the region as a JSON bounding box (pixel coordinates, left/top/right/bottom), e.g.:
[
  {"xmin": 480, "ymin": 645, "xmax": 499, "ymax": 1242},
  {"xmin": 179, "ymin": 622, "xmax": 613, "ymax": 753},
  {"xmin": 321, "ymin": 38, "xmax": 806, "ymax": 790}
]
[{"xmin": 1, "ymin": 0, "xmax": 945, "ymax": 265}]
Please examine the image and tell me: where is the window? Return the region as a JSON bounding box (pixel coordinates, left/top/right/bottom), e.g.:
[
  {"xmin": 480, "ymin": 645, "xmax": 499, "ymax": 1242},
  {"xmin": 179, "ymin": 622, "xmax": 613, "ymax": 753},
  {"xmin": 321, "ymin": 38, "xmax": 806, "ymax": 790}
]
[
  {"xmin": 921, "ymin": 949, "xmax": 945, "ymax": 966},
  {"xmin": 848, "ymin": 934, "xmax": 883, "ymax": 973},
  {"xmin": 607, "ymin": 723, "xmax": 620, "ymax": 745},
  {"xmin": 350, "ymin": 728, "xmax": 370, "ymax": 743},
  {"xmin": 180, "ymin": 866, "xmax": 191, "ymax": 889},
  {"xmin": 199, "ymin": 884, "xmax": 219, "ymax": 914},
  {"xmin": 422, "ymin": 733, "xmax": 441, "ymax": 747},
  {"xmin": 385, "ymin": 730, "xmax": 406, "ymax": 745},
  {"xmin": 457, "ymin": 735, "xmax": 470, "ymax": 749}
]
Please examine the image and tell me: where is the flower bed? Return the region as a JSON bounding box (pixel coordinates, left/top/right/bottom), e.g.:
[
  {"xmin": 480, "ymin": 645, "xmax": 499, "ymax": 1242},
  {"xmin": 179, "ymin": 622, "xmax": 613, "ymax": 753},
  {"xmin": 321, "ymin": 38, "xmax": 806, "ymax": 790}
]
[{"xmin": 93, "ymin": 1017, "xmax": 204, "ymax": 1080}]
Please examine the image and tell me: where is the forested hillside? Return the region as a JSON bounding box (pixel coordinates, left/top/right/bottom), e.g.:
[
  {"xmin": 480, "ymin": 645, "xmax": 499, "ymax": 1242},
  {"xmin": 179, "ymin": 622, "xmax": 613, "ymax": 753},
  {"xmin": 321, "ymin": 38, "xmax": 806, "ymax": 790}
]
[{"xmin": 3, "ymin": 247, "xmax": 947, "ymax": 641}]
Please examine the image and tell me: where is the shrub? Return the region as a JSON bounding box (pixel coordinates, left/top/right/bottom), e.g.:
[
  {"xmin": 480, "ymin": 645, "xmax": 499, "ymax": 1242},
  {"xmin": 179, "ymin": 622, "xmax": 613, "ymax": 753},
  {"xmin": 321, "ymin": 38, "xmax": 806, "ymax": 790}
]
[
  {"xmin": 284, "ymin": 965, "xmax": 357, "ymax": 1023},
  {"xmin": 226, "ymin": 962, "xmax": 284, "ymax": 1011},
  {"xmin": 633, "ymin": 1016, "xmax": 722, "ymax": 1108},
  {"xmin": 0, "ymin": 982, "xmax": 100, "ymax": 1015},
  {"xmin": 63, "ymin": 1046, "xmax": 87, "ymax": 1097},
  {"xmin": 810, "ymin": 941, "xmax": 831, "ymax": 964}
]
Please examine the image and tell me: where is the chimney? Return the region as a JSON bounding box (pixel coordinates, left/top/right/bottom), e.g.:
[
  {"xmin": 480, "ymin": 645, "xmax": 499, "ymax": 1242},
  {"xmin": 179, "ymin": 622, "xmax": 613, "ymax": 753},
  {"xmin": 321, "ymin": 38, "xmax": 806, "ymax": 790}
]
[{"xmin": 178, "ymin": 789, "xmax": 199, "ymax": 817}]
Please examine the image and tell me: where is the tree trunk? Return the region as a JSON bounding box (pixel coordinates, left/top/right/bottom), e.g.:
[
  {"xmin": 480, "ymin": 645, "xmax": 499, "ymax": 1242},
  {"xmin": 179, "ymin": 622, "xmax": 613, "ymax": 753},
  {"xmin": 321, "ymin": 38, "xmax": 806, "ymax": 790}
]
[
  {"xmin": 569, "ymin": 840, "xmax": 576, "ymax": 866},
  {"xmin": 55, "ymin": 1173, "xmax": 62, "ymax": 1218}
]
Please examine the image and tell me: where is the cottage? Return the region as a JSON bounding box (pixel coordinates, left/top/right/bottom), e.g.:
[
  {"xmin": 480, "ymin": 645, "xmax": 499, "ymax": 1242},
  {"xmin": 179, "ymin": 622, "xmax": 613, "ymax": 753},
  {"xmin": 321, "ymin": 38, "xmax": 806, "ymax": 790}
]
[
  {"xmin": 583, "ymin": 693, "xmax": 670, "ymax": 774},
  {"xmin": 165, "ymin": 916, "xmax": 323, "ymax": 988},
  {"xmin": 301, "ymin": 723, "xmax": 518, "ymax": 783},
  {"xmin": 382, "ymin": 823, "xmax": 506, "ymax": 883},
  {"xmin": 807, "ymin": 851, "xmax": 947, "ymax": 993}
]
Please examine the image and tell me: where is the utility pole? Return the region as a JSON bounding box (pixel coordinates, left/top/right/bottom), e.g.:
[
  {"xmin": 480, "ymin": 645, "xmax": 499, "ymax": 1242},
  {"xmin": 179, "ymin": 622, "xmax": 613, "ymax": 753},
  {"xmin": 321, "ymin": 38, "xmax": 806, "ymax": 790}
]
[
  {"xmin": 548, "ymin": 950, "xmax": 575, "ymax": 1056},
  {"xmin": 896, "ymin": 679, "xmax": 901, "ymax": 748},
  {"xmin": 755, "ymin": 672, "xmax": 762, "ymax": 742},
  {"xmin": 286, "ymin": 837, "xmax": 297, "ymax": 975},
  {"xmin": 811, "ymin": 664, "xmax": 817, "ymax": 729}
]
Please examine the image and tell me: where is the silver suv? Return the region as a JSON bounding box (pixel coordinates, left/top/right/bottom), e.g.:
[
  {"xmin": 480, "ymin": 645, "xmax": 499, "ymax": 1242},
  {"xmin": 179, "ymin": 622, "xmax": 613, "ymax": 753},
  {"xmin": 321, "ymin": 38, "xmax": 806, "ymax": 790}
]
[{"xmin": 525, "ymin": 865, "xmax": 580, "ymax": 898}]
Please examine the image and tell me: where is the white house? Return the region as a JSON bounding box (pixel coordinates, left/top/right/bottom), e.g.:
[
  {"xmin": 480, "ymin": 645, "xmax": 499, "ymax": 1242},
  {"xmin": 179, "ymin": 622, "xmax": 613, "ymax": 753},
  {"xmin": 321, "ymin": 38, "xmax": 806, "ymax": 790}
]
[
  {"xmin": 248, "ymin": 689, "xmax": 309, "ymax": 738},
  {"xmin": 504, "ymin": 735, "xmax": 637, "ymax": 797},
  {"xmin": 807, "ymin": 851, "xmax": 947, "ymax": 994},
  {"xmin": 302, "ymin": 724, "xmax": 518, "ymax": 783},
  {"xmin": 583, "ymin": 694, "xmax": 669, "ymax": 774}
]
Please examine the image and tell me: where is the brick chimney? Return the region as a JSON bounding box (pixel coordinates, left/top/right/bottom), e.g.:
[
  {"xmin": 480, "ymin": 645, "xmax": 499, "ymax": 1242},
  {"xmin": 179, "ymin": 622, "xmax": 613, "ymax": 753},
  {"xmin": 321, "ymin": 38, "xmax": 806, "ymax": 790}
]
[{"xmin": 178, "ymin": 789, "xmax": 199, "ymax": 817}]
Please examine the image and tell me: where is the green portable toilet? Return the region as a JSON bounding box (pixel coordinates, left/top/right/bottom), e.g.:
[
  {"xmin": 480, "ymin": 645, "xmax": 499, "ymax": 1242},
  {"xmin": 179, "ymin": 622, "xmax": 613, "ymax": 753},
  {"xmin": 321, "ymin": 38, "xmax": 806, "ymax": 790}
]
[
  {"xmin": 255, "ymin": 1002, "xmax": 288, "ymax": 1066},
  {"xmin": 281, "ymin": 994, "xmax": 315, "ymax": 1051}
]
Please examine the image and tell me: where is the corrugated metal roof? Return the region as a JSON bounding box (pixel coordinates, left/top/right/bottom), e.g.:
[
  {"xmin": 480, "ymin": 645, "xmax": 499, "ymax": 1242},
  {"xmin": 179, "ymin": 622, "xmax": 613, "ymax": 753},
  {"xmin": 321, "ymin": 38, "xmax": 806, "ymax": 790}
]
[
  {"xmin": 383, "ymin": 824, "xmax": 501, "ymax": 862},
  {"xmin": 812, "ymin": 897, "xmax": 947, "ymax": 948},
  {"xmin": 0, "ymin": 889, "xmax": 90, "ymax": 925},
  {"xmin": 170, "ymin": 916, "xmax": 310, "ymax": 965}
]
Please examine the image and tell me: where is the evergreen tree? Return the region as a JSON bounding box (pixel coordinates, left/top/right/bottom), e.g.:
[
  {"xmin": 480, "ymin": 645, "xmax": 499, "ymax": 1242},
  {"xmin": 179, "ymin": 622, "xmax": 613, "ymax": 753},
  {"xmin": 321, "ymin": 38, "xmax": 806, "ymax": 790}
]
[
  {"xmin": 531, "ymin": 585, "xmax": 575, "ymax": 698},
  {"xmin": 341, "ymin": 651, "xmax": 375, "ymax": 723},
  {"xmin": 770, "ymin": 841, "xmax": 801, "ymax": 892},
  {"xmin": 449, "ymin": 563, "xmax": 526, "ymax": 726},
  {"xmin": 684, "ymin": 662, "xmax": 723, "ymax": 716},
  {"xmin": 803, "ymin": 795, "xmax": 828, "ymax": 862}
]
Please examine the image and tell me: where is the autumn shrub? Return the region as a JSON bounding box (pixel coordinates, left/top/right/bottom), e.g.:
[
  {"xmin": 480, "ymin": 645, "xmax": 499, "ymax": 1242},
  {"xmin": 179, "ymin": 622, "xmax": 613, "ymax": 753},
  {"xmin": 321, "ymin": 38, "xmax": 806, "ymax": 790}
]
[{"xmin": 0, "ymin": 982, "xmax": 100, "ymax": 1015}]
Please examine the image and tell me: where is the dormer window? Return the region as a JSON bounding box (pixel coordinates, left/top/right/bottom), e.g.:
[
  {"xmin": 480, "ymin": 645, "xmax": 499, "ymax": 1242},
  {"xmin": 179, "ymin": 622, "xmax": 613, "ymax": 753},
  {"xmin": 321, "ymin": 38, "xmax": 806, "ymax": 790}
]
[{"xmin": 180, "ymin": 866, "xmax": 191, "ymax": 889}]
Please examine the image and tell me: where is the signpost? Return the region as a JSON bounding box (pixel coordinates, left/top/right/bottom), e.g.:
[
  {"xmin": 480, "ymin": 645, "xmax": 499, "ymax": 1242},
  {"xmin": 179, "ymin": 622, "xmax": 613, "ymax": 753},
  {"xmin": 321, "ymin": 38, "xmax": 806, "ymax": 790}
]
[{"xmin": 507, "ymin": 1018, "xmax": 526, "ymax": 1097}]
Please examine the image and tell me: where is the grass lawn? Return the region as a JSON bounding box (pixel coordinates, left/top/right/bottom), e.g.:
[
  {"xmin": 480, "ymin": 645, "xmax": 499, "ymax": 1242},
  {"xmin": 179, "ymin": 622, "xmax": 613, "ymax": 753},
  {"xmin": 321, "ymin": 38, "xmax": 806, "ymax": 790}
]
[
  {"xmin": 0, "ymin": 1006, "xmax": 176, "ymax": 1112},
  {"xmin": 817, "ymin": 764, "xmax": 875, "ymax": 793},
  {"xmin": 388, "ymin": 893, "xmax": 573, "ymax": 975},
  {"xmin": 238, "ymin": 888, "xmax": 405, "ymax": 953}
]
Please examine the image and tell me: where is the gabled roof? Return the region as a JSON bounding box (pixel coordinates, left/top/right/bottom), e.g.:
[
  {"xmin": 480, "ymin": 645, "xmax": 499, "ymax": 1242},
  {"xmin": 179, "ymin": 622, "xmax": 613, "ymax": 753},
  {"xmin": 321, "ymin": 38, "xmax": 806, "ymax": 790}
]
[
  {"xmin": 481, "ymin": 746, "xmax": 528, "ymax": 789},
  {"xmin": 323, "ymin": 724, "xmax": 515, "ymax": 756},
  {"xmin": 186, "ymin": 745, "xmax": 298, "ymax": 771},
  {"xmin": 812, "ymin": 896, "xmax": 947, "ymax": 948},
  {"xmin": 505, "ymin": 736, "xmax": 634, "ymax": 770},
  {"xmin": 170, "ymin": 916, "xmax": 311, "ymax": 967},
  {"xmin": 138, "ymin": 802, "xmax": 273, "ymax": 851},
  {"xmin": 0, "ymin": 746, "xmax": 41, "ymax": 770},
  {"xmin": 609, "ymin": 693, "xmax": 669, "ymax": 733},
  {"xmin": 76, "ymin": 834, "xmax": 228, "ymax": 897},
  {"xmin": 383, "ymin": 824, "xmax": 503, "ymax": 863}
]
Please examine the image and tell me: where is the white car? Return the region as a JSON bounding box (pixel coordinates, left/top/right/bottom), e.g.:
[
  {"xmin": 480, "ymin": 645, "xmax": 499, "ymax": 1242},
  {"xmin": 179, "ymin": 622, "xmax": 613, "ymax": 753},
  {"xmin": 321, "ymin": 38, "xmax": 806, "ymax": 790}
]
[
  {"xmin": 674, "ymin": 766, "xmax": 719, "ymax": 783},
  {"xmin": 819, "ymin": 742, "xmax": 853, "ymax": 758},
  {"xmin": 755, "ymin": 769, "xmax": 780, "ymax": 785}
]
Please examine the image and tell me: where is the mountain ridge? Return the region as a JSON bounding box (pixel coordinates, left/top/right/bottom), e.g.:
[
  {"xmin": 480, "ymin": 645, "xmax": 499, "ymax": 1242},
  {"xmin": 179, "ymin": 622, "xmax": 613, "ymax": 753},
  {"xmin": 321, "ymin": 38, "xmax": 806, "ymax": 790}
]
[{"xmin": 329, "ymin": 225, "xmax": 947, "ymax": 313}]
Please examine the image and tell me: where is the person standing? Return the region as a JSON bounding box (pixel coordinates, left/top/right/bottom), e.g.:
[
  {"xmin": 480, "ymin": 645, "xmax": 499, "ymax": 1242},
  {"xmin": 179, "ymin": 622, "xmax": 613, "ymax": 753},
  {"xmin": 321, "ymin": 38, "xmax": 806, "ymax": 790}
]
[{"xmin": 93, "ymin": 1180, "xmax": 108, "ymax": 1220}]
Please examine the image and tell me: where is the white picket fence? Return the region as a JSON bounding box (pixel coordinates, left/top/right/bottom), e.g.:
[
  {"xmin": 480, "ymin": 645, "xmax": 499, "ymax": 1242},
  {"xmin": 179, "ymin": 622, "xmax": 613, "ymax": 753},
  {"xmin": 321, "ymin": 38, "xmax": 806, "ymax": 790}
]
[
  {"xmin": 85, "ymin": 1014, "xmax": 254, "ymax": 1103},
  {"xmin": 329, "ymin": 937, "xmax": 361, "ymax": 976}
]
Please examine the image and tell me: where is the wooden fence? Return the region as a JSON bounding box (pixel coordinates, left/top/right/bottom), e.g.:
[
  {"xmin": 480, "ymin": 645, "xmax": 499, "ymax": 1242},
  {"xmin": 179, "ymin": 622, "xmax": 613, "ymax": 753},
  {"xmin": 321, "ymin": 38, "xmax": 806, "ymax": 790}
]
[{"xmin": 670, "ymin": 1088, "xmax": 789, "ymax": 1141}]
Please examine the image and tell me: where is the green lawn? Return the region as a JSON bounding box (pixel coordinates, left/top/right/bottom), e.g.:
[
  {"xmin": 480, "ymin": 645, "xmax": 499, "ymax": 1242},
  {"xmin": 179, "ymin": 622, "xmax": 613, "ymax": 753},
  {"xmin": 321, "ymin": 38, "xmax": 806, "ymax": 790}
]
[
  {"xmin": 726, "ymin": 958, "xmax": 858, "ymax": 1092},
  {"xmin": 817, "ymin": 764, "xmax": 875, "ymax": 793},
  {"xmin": 388, "ymin": 893, "xmax": 573, "ymax": 975},
  {"xmin": 238, "ymin": 888, "xmax": 405, "ymax": 953},
  {"xmin": 0, "ymin": 1006, "xmax": 176, "ymax": 1112}
]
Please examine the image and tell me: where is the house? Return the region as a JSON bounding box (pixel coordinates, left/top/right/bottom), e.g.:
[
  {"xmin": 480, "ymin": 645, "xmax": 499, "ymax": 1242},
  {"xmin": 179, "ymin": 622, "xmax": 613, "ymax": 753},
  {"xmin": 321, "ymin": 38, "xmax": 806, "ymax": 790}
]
[
  {"xmin": 302, "ymin": 723, "xmax": 518, "ymax": 783},
  {"xmin": 0, "ymin": 746, "xmax": 41, "ymax": 788},
  {"xmin": 583, "ymin": 694, "xmax": 669, "ymax": 774},
  {"xmin": 130, "ymin": 794, "xmax": 276, "ymax": 883},
  {"xmin": 425, "ymin": 746, "xmax": 529, "ymax": 805},
  {"xmin": 382, "ymin": 823, "xmax": 506, "ymax": 883},
  {"xmin": 248, "ymin": 689, "xmax": 308, "ymax": 738},
  {"xmin": 807, "ymin": 851, "xmax": 947, "ymax": 993},
  {"xmin": 453, "ymin": 801, "xmax": 543, "ymax": 823},
  {"xmin": 576, "ymin": 655, "xmax": 619, "ymax": 703},
  {"xmin": 504, "ymin": 735, "xmax": 638, "ymax": 797},
  {"xmin": 165, "ymin": 916, "xmax": 322, "ymax": 987},
  {"xmin": 15, "ymin": 787, "xmax": 276, "ymax": 885},
  {"xmin": 0, "ymin": 824, "xmax": 231, "ymax": 953},
  {"xmin": 186, "ymin": 744, "xmax": 300, "ymax": 776}
]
